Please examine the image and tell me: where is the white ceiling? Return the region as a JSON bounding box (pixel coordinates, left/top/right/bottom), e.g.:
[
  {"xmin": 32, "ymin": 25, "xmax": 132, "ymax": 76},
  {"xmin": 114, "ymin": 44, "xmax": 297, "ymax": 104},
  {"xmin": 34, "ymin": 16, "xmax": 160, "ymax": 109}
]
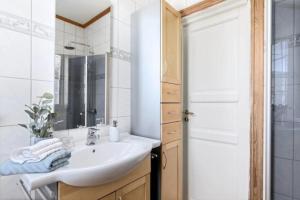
[{"xmin": 56, "ymin": 0, "xmax": 111, "ymax": 24}]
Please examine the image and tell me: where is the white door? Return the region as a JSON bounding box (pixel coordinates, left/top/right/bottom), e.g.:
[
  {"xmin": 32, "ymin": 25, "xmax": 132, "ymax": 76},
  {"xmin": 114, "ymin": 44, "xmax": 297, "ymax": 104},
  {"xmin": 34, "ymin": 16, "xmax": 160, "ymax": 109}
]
[{"xmin": 183, "ymin": 1, "xmax": 251, "ymax": 200}]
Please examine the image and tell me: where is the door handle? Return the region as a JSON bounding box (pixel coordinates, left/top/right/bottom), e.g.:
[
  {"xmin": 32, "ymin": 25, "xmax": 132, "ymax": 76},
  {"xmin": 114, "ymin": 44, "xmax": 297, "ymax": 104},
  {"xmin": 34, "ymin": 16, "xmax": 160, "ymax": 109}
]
[
  {"xmin": 184, "ymin": 109, "xmax": 194, "ymax": 116},
  {"xmin": 184, "ymin": 109, "xmax": 194, "ymax": 122}
]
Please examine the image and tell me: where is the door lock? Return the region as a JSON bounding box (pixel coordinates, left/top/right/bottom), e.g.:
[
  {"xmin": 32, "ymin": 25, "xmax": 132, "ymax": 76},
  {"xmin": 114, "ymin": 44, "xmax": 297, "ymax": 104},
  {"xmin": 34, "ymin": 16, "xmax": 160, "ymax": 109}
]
[{"xmin": 184, "ymin": 109, "xmax": 194, "ymax": 122}]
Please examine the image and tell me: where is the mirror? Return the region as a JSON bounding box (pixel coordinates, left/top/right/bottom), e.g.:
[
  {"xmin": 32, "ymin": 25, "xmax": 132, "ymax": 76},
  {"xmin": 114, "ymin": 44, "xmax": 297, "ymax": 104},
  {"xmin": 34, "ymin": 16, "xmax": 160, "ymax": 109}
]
[{"xmin": 54, "ymin": 0, "xmax": 111, "ymax": 131}]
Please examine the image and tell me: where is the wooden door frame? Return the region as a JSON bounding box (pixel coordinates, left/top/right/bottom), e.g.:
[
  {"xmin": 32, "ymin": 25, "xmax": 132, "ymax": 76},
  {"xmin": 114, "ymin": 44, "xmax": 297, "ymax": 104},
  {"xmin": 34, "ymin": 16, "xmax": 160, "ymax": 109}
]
[
  {"xmin": 250, "ymin": 0, "xmax": 264, "ymax": 199},
  {"xmin": 180, "ymin": 0, "xmax": 265, "ymax": 199}
]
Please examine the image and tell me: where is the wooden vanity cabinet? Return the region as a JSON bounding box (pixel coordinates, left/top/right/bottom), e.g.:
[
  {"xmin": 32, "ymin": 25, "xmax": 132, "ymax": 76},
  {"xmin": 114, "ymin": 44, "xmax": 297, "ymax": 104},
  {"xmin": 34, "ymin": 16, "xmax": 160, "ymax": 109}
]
[
  {"xmin": 116, "ymin": 175, "xmax": 150, "ymax": 200},
  {"xmin": 162, "ymin": 1, "xmax": 182, "ymax": 85},
  {"xmin": 161, "ymin": 1, "xmax": 183, "ymax": 200},
  {"xmin": 58, "ymin": 156, "xmax": 150, "ymax": 200},
  {"xmin": 99, "ymin": 193, "xmax": 115, "ymax": 200},
  {"xmin": 161, "ymin": 140, "xmax": 182, "ymax": 200}
]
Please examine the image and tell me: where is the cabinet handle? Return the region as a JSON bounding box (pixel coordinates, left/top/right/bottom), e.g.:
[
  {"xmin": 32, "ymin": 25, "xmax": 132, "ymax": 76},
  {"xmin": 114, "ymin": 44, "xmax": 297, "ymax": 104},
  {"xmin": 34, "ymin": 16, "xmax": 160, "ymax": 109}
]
[
  {"xmin": 118, "ymin": 196, "xmax": 122, "ymax": 200},
  {"xmin": 163, "ymin": 151, "xmax": 168, "ymax": 169}
]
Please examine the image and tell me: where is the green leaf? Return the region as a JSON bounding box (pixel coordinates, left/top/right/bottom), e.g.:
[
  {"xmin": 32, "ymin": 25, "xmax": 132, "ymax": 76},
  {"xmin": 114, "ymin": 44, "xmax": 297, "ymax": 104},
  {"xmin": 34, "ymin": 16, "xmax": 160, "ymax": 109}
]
[
  {"xmin": 25, "ymin": 110, "xmax": 35, "ymax": 119},
  {"xmin": 32, "ymin": 106, "xmax": 39, "ymax": 113},
  {"xmin": 25, "ymin": 105, "xmax": 33, "ymax": 111},
  {"xmin": 42, "ymin": 92, "xmax": 53, "ymax": 99},
  {"xmin": 42, "ymin": 99, "xmax": 52, "ymax": 105},
  {"xmin": 18, "ymin": 124, "xmax": 28, "ymax": 129},
  {"xmin": 38, "ymin": 108, "xmax": 49, "ymax": 115}
]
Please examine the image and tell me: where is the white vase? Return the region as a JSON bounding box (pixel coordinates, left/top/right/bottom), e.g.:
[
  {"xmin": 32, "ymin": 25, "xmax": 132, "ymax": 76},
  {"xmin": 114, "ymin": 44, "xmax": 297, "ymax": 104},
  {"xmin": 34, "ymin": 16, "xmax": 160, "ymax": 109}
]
[{"xmin": 30, "ymin": 135, "xmax": 53, "ymax": 145}]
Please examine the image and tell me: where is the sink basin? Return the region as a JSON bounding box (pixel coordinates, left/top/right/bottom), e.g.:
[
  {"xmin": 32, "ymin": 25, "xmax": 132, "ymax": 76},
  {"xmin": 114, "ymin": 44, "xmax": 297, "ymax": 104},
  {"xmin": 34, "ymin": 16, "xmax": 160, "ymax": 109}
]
[
  {"xmin": 20, "ymin": 134, "xmax": 160, "ymax": 191},
  {"xmin": 58, "ymin": 142, "xmax": 152, "ymax": 186}
]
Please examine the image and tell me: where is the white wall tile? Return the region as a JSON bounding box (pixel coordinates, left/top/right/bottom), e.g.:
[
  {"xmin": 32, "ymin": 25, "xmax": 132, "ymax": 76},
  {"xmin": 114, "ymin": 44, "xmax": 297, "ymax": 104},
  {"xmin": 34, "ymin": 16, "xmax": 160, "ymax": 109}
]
[
  {"xmin": 109, "ymin": 88, "xmax": 119, "ymax": 118},
  {"xmin": 32, "ymin": 0, "xmax": 55, "ymax": 27},
  {"xmin": 118, "ymin": 60, "xmax": 131, "ymax": 88},
  {"xmin": 0, "ymin": 126, "xmax": 30, "ymax": 156},
  {"xmin": 119, "ymin": 0, "xmax": 136, "ymax": 25},
  {"xmin": 31, "ymin": 80, "xmax": 54, "ymax": 103},
  {"xmin": 111, "ymin": 18, "xmax": 119, "ymax": 48},
  {"xmin": 118, "ymin": 89, "xmax": 131, "ymax": 117},
  {"xmin": 63, "ymin": 32, "xmax": 75, "ymax": 46},
  {"xmin": 0, "ymin": 28, "xmax": 31, "ymax": 79},
  {"xmin": 55, "ymin": 30, "xmax": 64, "ymax": 46},
  {"xmin": 56, "ymin": 45, "xmax": 64, "ymax": 54},
  {"xmin": 75, "ymin": 27, "xmax": 85, "ymax": 38},
  {"xmin": 118, "ymin": 116, "xmax": 130, "ymax": 132},
  {"xmin": 0, "ymin": 0, "xmax": 31, "ymax": 19},
  {"xmin": 110, "ymin": 58, "xmax": 119, "ymax": 87},
  {"xmin": 64, "ymin": 23, "xmax": 76, "ymax": 35},
  {"xmin": 0, "ymin": 78, "xmax": 30, "ymax": 126},
  {"xmin": 56, "ymin": 19, "xmax": 64, "ymax": 32},
  {"xmin": 118, "ymin": 22, "xmax": 130, "ymax": 52},
  {"xmin": 32, "ymin": 37, "xmax": 55, "ymax": 81}
]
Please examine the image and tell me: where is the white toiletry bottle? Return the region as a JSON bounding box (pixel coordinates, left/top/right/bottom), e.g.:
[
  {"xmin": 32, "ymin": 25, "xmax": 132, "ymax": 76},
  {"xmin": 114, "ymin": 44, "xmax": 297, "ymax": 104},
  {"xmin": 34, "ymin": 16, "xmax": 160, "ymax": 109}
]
[{"xmin": 109, "ymin": 120, "xmax": 120, "ymax": 142}]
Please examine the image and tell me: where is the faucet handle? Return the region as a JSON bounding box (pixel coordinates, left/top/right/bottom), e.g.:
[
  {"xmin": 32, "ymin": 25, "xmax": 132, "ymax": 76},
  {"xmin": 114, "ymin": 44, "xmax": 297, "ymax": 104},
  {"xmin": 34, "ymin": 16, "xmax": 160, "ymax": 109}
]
[{"xmin": 88, "ymin": 128, "xmax": 98, "ymax": 135}]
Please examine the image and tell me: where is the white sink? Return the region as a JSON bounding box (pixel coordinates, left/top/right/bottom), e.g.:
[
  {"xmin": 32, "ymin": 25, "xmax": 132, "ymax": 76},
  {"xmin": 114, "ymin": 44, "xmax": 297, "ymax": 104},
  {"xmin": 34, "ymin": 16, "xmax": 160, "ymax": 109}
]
[
  {"xmin": 20, "ymin": 134, "xmax": 159, "ymax": 191},
  {"xmin": 59, "ymin": 142, "xmax": 152, "ymax": 186}
]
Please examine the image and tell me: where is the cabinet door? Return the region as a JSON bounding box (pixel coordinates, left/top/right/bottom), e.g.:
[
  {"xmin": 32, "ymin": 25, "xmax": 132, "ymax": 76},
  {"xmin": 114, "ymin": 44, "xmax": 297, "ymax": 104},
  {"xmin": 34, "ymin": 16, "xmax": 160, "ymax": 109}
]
[
  {"xmin": 98, "ymin": 193, "xmax": 115, "ymax": 200},
  {"xmin": 162, "ymin": 1, "xmax": 181, "ymax": 84},
  {"xmin": 116, "ymin": 175, "xmax": 150, "ymax": 200},
  {"xmin": 161, "ymin": 140, "xmax": 182, "ymax": 200}
]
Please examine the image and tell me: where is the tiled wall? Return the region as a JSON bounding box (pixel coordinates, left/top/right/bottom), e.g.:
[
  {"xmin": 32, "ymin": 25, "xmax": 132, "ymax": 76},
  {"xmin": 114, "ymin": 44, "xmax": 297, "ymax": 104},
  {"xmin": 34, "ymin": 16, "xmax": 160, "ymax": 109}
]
[
  {"xmin": 0, "ymin": 0, "xmax": 202, "ymax": 199},
  {"xmin": 0, "ymin": 0, "xmax": 55, "ymax": 198},
  {"xmin": 55, "ymin": 13, "xmax": 110, "ymax": 56},
  {"xmin": 272, "ymin": 0, "xmax": 300, "ymax": 200}
]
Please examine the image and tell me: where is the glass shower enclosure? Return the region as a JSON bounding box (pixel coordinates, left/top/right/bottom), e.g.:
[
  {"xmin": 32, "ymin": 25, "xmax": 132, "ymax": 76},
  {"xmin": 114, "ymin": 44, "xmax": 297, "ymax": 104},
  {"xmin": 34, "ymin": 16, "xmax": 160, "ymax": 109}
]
[
  {"xmin": 54, "ymin": 54, "xmax": 107, "ymax": 130},
  {"xmin": 271, "ymin": 0, "xmax": 300, "ymax": 199}
]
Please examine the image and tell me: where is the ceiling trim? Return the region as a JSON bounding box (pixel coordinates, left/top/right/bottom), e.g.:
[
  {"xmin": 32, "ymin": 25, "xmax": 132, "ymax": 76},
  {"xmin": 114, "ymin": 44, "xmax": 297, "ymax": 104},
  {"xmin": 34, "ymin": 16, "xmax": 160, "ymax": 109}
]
[
  {"xmin": 56, "ymin": 6, "xmax": 111, "ymax": 29},
  {"xmin": 56, "ymin": 14, "xmax": 84, "ymax": 28},
  {"xmin": 82, "ymin": 7, "xmax": 111, "ymax": 28},
  {"xmin": 180, "ymin": 0, "xmax": 224, "ymax": 17}
]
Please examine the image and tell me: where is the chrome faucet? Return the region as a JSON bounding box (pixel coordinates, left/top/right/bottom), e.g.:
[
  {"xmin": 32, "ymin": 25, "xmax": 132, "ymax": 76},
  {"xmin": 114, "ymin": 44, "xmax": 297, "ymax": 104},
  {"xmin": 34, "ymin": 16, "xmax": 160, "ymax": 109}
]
[{"xmin": 86, "ymin": 128, "xmax": 99, "ymax": 145}]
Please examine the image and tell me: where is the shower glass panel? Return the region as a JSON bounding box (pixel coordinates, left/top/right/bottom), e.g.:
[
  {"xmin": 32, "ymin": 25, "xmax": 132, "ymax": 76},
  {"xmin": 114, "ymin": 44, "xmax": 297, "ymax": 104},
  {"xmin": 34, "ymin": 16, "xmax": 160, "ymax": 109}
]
[
  {"xmin": 86, "ymin": 55, "xmax": 106, "ymax": 127},
  {"xmin": 271, "ymin": 0, "xmax": 300, "ymax": 199},
  {"xmin": 54, "ymin": 55, "xmax": 86, "ymax": 130},
  {"xmin": 54, "ymin": 54, "xmax": 107, "ymax": 131}
]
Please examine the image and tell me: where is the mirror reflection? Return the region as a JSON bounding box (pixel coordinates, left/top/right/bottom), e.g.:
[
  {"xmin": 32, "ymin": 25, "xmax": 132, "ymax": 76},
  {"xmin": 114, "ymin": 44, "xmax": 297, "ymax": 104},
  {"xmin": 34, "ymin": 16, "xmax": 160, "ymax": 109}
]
[{"xmin": 54, "ymin": 0, "xmax": 111, "ymax": 131}]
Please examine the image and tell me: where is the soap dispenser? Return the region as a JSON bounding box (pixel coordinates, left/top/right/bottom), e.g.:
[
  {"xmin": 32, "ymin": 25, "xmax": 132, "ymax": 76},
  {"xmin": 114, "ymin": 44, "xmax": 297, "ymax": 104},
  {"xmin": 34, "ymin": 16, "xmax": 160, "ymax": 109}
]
[{"xmin": 109, "ymin": 120, "xmax": 120, "ymax": 142}]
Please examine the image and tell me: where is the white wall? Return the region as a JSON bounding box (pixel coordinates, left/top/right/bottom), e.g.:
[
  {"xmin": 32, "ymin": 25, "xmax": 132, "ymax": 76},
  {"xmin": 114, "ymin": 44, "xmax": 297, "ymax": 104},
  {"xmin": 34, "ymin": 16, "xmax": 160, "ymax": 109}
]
[
  {"xmin": 55, "ymin": 13, "xmax": 111, "ymax": 56},
  {"xmin": 0, "ymin": 0, "xmax": 55, "ymax": 199},
  {"xmin": 0, "ymin": 0, "xmax": 202, "ymax": 199}
]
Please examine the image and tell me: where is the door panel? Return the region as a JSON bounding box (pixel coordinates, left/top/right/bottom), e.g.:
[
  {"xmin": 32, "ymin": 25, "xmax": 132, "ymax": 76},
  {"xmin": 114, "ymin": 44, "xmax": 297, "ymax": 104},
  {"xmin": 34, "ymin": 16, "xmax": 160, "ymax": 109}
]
[{"xmin": 184, "ymin": 1, "xmax": 251, "ymax": 199}]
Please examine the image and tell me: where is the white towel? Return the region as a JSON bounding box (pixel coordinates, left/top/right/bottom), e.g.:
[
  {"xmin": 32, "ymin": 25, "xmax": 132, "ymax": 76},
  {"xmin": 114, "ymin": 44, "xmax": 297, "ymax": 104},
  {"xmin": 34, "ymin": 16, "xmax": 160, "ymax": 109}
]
[{"xmin": 10, "ymin": 138, "xmax": 63, "ymax": 164}]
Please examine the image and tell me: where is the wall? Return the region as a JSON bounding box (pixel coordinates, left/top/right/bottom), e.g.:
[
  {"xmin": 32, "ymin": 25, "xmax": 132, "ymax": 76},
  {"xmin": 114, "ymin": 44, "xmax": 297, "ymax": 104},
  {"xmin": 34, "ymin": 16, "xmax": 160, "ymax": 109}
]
[
  {"xmin": 0, "ymin": 0, "xmax": 201, "ymax": 199},
  {"xmin": 0, "ymin": 0, "xmax": 55, "ymax": 199},
  {"xmin": 55, "ymin": 14, "xmax": 111, "ymax": 56},
  {"xmin": 271, "ymin": 0, "xmax": 300, "ymax": 199}
]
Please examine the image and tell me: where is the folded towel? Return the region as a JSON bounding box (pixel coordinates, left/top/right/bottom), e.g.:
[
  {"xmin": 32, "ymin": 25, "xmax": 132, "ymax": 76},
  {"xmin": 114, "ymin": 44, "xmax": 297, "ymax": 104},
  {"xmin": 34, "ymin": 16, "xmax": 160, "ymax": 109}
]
[
  {"xmin": 10, "ymin": 139, "xmax": 63, "ymax": 164},
  {"xmin": 0, "ymin": 149, "xmax": 71, "ymax": 176}
]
